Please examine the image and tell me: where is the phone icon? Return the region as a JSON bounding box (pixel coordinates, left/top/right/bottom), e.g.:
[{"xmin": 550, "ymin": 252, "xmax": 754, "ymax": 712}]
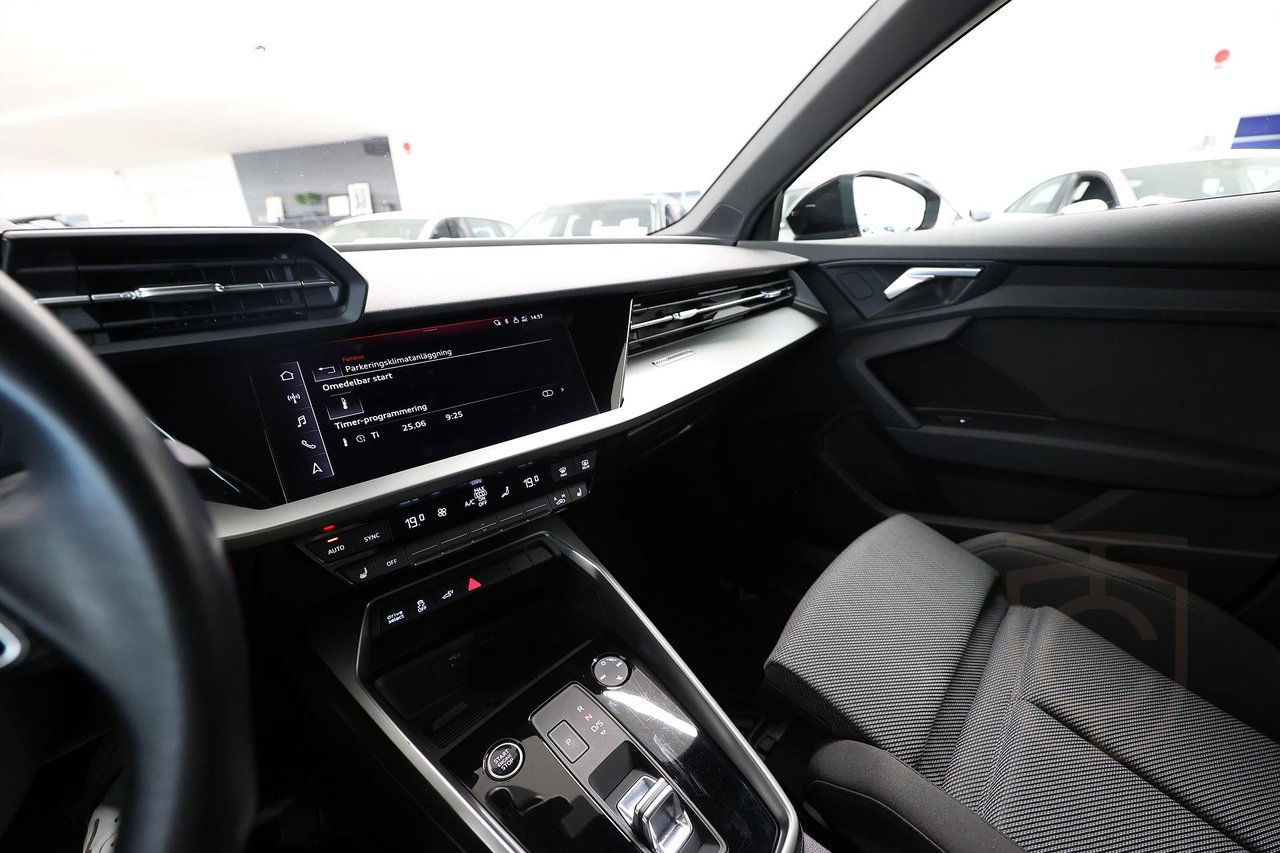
[{"xmin": 301, "ymin": 439, "xmax": 318, "ymax": 450}]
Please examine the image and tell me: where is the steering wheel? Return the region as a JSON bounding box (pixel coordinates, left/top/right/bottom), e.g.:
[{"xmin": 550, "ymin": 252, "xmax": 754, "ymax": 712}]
[{"xmin": 0, "ymin": 270, "xmax": 255, "ymax": 851}]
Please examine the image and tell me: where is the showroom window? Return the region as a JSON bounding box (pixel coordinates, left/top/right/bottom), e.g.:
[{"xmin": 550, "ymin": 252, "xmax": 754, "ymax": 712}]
[{"xmin": 777, "ymin": 0, "xmax": 1280, "ymax": 239}]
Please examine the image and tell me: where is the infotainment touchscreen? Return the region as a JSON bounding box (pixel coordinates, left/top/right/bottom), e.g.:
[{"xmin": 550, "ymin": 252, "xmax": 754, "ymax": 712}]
[{"xmin": 250, "ymin": 309, "xmax": 598, "ymax": 500}]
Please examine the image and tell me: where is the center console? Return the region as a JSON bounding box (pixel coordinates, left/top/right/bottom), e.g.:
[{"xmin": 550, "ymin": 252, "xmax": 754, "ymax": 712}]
[{"xmin": 310, "ymin": 519, "xmax": 797, "ymax": 853}]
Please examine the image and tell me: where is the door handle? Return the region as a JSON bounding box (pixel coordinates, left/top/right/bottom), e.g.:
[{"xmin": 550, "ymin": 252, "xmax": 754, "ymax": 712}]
[{"xmin": 884, "ymin": 266, "xmax": 981, "ymax": 300}]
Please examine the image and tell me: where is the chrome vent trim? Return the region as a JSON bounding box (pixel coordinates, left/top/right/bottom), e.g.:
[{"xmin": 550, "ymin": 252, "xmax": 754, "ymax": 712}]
[
  {"xmin": 34, "ymin": 279, "xmax": 337, "ymax": 307},
  {"xmin": 628, "ymin": 274, "xmax": 794, "ymax": 355},
  {"xmin": 4, "ymin": 234, "xmax": 355, "ymax": 344}
]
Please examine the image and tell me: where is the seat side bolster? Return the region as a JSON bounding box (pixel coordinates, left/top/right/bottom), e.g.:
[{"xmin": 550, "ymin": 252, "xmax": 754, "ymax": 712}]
[
  {"xmin": 766, "ymin": 514, "xmax": 997, "ymax": 763},
  {"xmin": 807, "ymin": 740, "xmax": 1025, "ymax": 853}
]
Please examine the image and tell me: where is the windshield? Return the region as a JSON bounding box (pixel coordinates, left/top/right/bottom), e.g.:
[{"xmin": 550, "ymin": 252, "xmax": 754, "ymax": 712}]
[{"xmin": 0, "ymin": 1, "xmax": 867, "ymax": 240}]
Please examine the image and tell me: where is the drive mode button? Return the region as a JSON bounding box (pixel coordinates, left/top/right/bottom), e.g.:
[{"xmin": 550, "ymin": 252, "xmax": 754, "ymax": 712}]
[{"xmin": 379, "ymin": 601, "xmax": 409, "ymax": 631}]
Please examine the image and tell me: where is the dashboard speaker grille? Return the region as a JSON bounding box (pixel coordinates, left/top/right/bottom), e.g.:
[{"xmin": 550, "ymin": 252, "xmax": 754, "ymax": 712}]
[{"xmin": 628, "ymin": 272, "xmax": 794, "ymax": 355}]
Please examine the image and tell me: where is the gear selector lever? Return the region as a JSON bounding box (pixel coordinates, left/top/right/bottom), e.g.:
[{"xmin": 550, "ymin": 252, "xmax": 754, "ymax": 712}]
[{"xmin": 618, "ymin": 776, "xmax": 693, "ymax": 853}]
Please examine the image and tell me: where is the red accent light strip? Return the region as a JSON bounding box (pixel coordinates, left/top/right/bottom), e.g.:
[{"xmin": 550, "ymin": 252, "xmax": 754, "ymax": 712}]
[{"xmin": 329, "ymin": 315, "xmax": 509, "ymax": 344}]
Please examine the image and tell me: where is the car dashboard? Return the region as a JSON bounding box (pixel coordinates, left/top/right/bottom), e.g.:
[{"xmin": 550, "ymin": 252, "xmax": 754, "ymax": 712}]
[{"xmin": 0, "ymin": 226, "xmax": 824, "ymax": 853}]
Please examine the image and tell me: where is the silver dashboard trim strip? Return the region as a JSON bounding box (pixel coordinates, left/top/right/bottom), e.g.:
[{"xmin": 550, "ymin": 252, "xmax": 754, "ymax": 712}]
[
  {"xmin": 209, "ymin": 305, "xmax": 822, "ymax": 548},
  {"xmin": 651, "ymin": 349, "xmax": 694, "ymax": 367},
  {"xmin": 345, "ymin": 242, "xmax": 806, "ymax": 316}
]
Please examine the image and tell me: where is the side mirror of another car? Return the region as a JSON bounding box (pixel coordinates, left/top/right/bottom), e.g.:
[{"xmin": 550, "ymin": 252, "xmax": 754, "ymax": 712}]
[{"xmin": 786, "ymin": 171, "xmax": 944, "ymax": 240}]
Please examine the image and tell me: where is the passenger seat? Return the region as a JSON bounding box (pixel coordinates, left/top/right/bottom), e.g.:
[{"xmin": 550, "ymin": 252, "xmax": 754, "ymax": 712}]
[{"xmin": 765, "ymin": 514, "xmax": 1280, "ymax": 853}]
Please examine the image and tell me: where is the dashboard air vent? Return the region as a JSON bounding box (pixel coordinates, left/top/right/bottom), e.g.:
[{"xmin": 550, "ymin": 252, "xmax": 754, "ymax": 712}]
[
  {"xmin": 628, "ymin": 272, "xmax": 794, "ymax": 355},
  {"xmin": 1, "ymin": 229, "xmax": 364, "ymax": 346}
]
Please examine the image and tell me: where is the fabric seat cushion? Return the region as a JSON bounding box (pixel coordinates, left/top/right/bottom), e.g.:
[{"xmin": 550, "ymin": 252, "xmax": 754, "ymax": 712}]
[
  {"xmin": 766, "ymin": 514, "xmax": 1280, "ymax": 852},
  {"xmin": 941, "ymin": 604, "xmax": 1280, "ymax": 852}
]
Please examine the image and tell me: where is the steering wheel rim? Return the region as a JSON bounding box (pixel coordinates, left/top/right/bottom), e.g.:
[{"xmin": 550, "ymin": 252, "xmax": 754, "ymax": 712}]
[{"xmin": 0, "ymin": 270, "xmax": 255, "ymax": 851}]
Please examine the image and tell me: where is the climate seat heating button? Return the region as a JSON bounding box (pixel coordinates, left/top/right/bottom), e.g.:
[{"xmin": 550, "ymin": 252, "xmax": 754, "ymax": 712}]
[{"xmin": 342, "ymin": 547, "xmax": 407, "ymax": 583}]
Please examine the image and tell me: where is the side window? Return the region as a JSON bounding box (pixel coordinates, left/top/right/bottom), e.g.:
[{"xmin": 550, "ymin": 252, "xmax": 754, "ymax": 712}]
[
  {"xmin": 775, "ymin": 0, "xmax": 1280, "ymax": 240},
  {"xmin": 1007, "ymin": 175, "xmax": 1068, "ymax": 214},
  {"xmin": 464, "ymin": 218, "xmax": 500, "ymax": 238}
]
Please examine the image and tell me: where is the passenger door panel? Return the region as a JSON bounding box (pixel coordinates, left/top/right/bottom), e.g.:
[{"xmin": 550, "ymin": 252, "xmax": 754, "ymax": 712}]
[{"xmin": 740, "ymin": 199, "xmax": 1280, "ymax": 619}]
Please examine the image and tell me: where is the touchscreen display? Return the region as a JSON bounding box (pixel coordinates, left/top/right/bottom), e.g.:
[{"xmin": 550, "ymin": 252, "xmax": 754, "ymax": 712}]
[{"xmin": 250, "ymin": 309, "xmax": 598, "ymax": 500}]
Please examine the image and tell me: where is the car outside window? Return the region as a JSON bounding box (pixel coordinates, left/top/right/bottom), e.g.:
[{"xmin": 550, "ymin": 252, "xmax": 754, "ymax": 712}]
[
  {"xmin": 317, "ymin": 218, "xmax": 429, "ymax": 243},
  {"xmin": 1007, "ymin": 176, "xmax": 1067, "ymax": 214},
  {"xmin": 463, "ymin": 218, "xmax": 509, "ymax": 238},
  {"xmin": 0, "ymin": 3, "xmax": 868, "ymax": 235},
  {"xmin": 1122, "ymin": 158, "xmax": 1280, "ymax": 204},
  {"xmin": 517, "ymin": 201, "xmax": 656, "ymax": 238},
  {"xmin": 776, "ymin": 0, "xmax": 1280, "ymax": 238}
]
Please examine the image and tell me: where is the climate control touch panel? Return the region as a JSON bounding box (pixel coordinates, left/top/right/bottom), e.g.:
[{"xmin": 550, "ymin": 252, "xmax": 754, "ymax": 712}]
[{"xmin": 296, "ymin": 447, "xmax": 597, "ymax": 584}]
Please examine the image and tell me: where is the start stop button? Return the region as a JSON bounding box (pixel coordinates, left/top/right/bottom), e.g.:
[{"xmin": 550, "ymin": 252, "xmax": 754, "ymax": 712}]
[{"xmin": 485, "ymin": 741, "xmax": 524, "ymax": 780}]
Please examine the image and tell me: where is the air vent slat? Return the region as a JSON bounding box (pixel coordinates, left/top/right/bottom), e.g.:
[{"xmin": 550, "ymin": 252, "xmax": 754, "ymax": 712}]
[
  {"xmin": 97, "ymin": 297, "xmax": 310, "ymax": 330},
  {"xmin": 2, "ymin": 231, "xmax": 355, "ymax": 344},
  {"xmin": 75, "ymin": 258, "xmax": 300, "ymax": 273},
  {"xmin": 628, "ymin": 272, "xmax": 794, "ymax": 355}
]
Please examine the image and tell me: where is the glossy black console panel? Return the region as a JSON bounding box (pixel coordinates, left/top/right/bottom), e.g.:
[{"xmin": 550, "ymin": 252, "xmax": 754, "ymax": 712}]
[
  {"xmin": 443, "ymin": 642, "xmax": 765, "ymax": 853},
  {"xmin": 311, "ymin": 521, "xmax": 795, "ymax": 853}
]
